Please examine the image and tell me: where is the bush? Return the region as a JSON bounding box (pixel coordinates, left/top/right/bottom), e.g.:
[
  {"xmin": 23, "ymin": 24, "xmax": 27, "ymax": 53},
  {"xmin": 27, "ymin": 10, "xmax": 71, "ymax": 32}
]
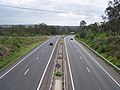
[
  {"xmin": 56, "ymin": 70, "xmax": 62, "ymax": 77},
  {"xmin": 75, "ymin": 34, "xmax": 79, "ymax": 38},
  {"xmin": 106, "ymin": 32, "xmax": 110, "ymax": 37},
  {"xmin": 101, "ymin": 53, "xmax": 108, "ymax": 58},
  {"xmin": 79, "ymin": 30, "xmax": 87, "ymax": 38},
  {"xmin": 97, "ymin": 46, "xmax": 106, "ymax": 53},
  {"xmin": 94, "ymin": 45, "xmax": 99, "ymax": 50},
  {"xmin": 90, "ymin": 35, "xmax": 94, "ymax": 41},
  {"xmin": 105, "ymin": 45, "xmax": 112, "ymax": 52}
]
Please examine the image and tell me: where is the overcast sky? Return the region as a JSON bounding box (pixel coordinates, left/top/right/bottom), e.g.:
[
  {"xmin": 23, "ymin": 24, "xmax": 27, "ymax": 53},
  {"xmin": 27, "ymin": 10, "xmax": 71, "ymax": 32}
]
[{"xmin": 0, "ymin": 0, "xmax": 109, "ymax": 26}]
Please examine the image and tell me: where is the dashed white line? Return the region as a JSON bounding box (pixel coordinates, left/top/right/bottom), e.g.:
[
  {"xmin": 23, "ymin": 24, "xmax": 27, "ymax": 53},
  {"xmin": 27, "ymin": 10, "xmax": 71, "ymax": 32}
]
[
  {"xmin": 24, "ymin": 69, "xmax": 29, "ymax": 75},
  {"xmin": 36, "ymin": 57, "xmax": 39, "ymax": 60},
  {"xmin": 86, "ymin": 67, "xmax": 90, "ymax": 73},
  {"xmin": 79, "ymin": 56, "xmax": 82, "ymax": 60},
  {"xmin": 43, "ymin": 50, "xmax": 44, "ymax": 52}
]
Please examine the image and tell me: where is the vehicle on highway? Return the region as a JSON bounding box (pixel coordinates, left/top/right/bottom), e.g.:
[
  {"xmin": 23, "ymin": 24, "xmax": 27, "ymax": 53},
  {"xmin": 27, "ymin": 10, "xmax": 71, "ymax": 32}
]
[
  {"xmin": 49, "ymin": 43, "xmax": 53, "ymax": 46},
  {"xmin": 70, "ymin": 37, "xmax": 73, "ymax": 40}
]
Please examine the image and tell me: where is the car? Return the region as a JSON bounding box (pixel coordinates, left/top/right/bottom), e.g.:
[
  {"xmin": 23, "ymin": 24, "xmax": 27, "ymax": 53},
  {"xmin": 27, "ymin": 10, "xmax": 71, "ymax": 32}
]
[
  {"xmin": 49, "ymin": 43, "xmax": 53, "ymax": 46},
  {"xmin": 70, "ymin": 37, "xmax": 73, "ymax": 40}
]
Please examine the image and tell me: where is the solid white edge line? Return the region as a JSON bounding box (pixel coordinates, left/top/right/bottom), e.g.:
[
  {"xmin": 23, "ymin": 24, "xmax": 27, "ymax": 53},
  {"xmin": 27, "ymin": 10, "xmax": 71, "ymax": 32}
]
[
  {"xmin": 24, "ymin": 69, "xmax": 29, "ymax": 75},
  {"xmin": 37, "ymin": 38, "xmax": 59, "ymax": 90},
  {"xmin": 0, "ymin": 38, "xmax": 51, "ymax": 79},
  {"xmin": 74, "ymin": 40, "xmax": 120, "ymax": 87},
  {"xmin": 64, "ymin": 37, "xmax": 75, "ymax": 90}
]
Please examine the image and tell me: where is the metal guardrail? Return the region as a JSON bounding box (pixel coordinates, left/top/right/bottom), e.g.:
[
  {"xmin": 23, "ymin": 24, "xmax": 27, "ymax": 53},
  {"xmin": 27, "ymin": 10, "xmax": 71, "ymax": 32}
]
[{"xmin": 75, "ymin": 38, "xmax": 120, "ymax": 71}]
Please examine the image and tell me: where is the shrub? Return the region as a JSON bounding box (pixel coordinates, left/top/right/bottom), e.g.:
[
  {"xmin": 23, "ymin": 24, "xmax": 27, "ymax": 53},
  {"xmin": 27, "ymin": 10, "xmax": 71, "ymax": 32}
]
[
  {"xmin": 75, "ymin": 34, "xmax": 79, "ymax": 38},
  {"xmin": 97, "ymin": 46, "xmax": 106, "ymax": 53},
  {"xmin": 56, "ymin": 70, "xmax": 62, "ymax": 77},
  {"xmin": 90, "ymin": 35, "xmax": 94, "ymax": 41},
  {"xmin": 101, "ymin": 53, "xmax": 108, "ymax": 58},
  {"xmin": 94, "ymin": 45, "xmax": 99, "ymax": 50},
  {"xmin": 105, "ymin": 45, "xmax": 112, "ymax": 52},
  {"xmin": 79, "ymin": 30, "xmax": 87, "ymax": 38},
  {"xmin": 108, "ymin": 56, "xmax": 114, "ymax": 62}
]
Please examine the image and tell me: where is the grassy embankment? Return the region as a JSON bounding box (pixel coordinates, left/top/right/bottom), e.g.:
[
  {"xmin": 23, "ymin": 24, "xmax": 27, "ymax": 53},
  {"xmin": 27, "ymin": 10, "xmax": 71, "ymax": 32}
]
[
  {"xmin": 75, "ymin": 30, "xmax": 120, "ymax": 68},
  {"xmin": 0, "ymin": 37, "xmax": 48, "ymax": 71}
]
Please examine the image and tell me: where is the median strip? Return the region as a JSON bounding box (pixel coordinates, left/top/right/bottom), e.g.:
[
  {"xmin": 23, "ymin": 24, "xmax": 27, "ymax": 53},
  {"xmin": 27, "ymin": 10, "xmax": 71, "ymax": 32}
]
[{"xmin": 49, "ymin": 36, "xmax": 65, "ymax": 90}]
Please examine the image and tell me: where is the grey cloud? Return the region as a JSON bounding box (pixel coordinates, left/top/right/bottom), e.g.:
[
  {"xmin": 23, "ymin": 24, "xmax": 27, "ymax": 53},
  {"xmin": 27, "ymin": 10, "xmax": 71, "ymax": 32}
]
[{"xmin": 0, "ymin": 0, "xmax": 108, "ymax": 25}]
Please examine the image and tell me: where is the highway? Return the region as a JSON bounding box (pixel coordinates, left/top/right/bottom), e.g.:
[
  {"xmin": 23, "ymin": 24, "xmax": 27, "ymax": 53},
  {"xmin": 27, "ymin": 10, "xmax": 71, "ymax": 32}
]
[
  {"xmin": 65, "ymin": 36, "xmax": 120, "ymax": 90},
  {"xmin": 0, "ymin": 35, "xmax": 120, "ymax": 90},
  {"xmin": 0, "ymin": 36, "xmax": 60, "ymax": 90}
]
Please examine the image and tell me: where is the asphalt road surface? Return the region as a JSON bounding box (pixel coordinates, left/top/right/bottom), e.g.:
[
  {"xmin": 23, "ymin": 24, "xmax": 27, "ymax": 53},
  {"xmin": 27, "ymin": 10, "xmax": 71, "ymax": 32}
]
[
  {"xmin": 65, "ymin": 36, "xmax": 120, "ymax": 90},
  {"xmin": 0, "ymin": 36, "xmax": 59, "ymax": 90}
]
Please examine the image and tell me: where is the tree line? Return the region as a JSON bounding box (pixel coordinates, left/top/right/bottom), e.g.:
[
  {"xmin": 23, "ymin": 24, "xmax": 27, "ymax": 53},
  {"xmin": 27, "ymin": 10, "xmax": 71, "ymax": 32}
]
[
  {"xmin": 0, "ymin": 23, "xmax": 78, "ymax": 36},
  {"xmin": 79, "ymin": 0, "xmax": 120, "ymax": 36},
  {"xmin": 0, "ymin": 23, "xmax": 59, "ymax": 36}
]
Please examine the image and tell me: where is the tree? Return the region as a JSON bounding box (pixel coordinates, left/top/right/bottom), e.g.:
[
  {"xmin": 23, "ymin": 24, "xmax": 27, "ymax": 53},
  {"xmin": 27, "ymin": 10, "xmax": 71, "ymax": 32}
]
[
  {"xmin": 105, "ymin": 0, "xmax": 120, "ymax": 35},
  {"xmin": 79, "ymin": 20, "xmax": 87, "ymax": 30}
]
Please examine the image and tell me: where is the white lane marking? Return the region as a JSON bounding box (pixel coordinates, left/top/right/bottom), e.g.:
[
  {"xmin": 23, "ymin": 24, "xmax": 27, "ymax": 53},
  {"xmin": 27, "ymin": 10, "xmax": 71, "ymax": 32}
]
[
  {"xmin": 64, "ymin": 38, "xmax": 75, "ymax": 90},
  {"xmin": 36, "ymin": 57, "xmax": 39, "ymax": 60},
  {"xmin": 0, "ymin": 39, "xmax": 51, "ymax": 79},
  {"xmin": 37, "ymin": 38, "xmax": 59, "ymax": 90},
  {"xmin": 86, "ymin": 67, "xmax": 90, "ymax": 73},
  {"xmin": 99, "ymin": 89, "xmax": 101, "ymax": 90},
  {"xmin": 79, "ymin": 56, "xmax": 82, "ymax": 60},
  {"xmin": 74, "ymin": 40, "xmax": 120, "ymax": 87},
  {"xmin": 24, "ymin": 69, "xmax": 29, "ymax": 75}
]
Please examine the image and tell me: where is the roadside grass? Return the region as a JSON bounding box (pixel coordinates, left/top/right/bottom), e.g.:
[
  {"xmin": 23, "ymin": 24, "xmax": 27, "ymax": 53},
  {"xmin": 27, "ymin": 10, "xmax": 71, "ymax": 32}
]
[{"xmin": 0, "ymin": 37, "xmax": 48, "ymax": 72}]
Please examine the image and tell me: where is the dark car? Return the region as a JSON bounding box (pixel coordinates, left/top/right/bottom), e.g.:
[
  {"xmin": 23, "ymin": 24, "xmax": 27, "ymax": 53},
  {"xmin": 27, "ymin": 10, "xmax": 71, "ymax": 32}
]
[
  {"xmin": 49, "ymin": 43, "xmax": 53, "ymax": 46},
  {"xmin": 70, "ymin": 38, "xmax": 73, "ymax": 40}
]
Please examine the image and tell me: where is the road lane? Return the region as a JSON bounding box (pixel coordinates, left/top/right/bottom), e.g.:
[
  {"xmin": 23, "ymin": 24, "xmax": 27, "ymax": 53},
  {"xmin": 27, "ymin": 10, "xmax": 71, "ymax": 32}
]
[
  {"xmin": 65, "ymin": 36, "xmax": 120, "ymax": 90},
  {"xmin": 0, "ymin": 36, "xmax": 60, "ymax": 90}
]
